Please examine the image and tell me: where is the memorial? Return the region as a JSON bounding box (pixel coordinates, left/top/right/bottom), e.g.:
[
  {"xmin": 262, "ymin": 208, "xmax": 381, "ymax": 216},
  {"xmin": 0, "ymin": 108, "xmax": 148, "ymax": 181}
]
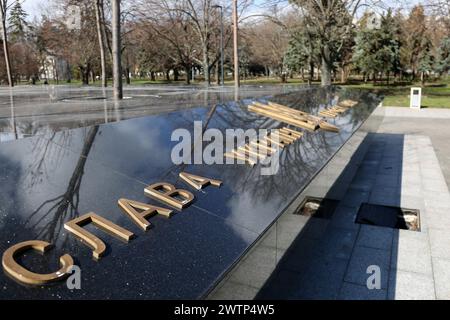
[{"xmin": 0, "ymin": 86, "xmax": 382, "ymax": 299}]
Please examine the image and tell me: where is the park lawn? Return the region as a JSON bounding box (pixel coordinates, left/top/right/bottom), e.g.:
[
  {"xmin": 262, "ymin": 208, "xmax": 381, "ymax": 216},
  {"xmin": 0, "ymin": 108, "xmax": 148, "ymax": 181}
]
[
  {"xmin": 383, "ymin": 94, "xmax": 450, "ymax": 108},
  {"xmin": 14, "ymin": 76, "xmax": 450, "ymax": 108},
  {"xmin": 229, "ymin": 77, "xmax": 306, "ymax": 85},
  {"xmin": 341, "ymin": 79, "xmax": 450, "ymax": 109}
]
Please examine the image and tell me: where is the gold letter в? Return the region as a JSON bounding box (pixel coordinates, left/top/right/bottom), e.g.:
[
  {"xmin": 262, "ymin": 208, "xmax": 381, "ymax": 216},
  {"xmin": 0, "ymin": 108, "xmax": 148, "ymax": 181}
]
[
  {"xmin": 2, "ymin": 240, "xmax": 74, "ymax": 285},
  {"xmin": 179, "ymin": 172, "xmax": 222, "ymax": 191},
  {"xmin": 118, "ymin": 198, "xmax": 173, "ymax": 231},
  {"xmin": 145, "ymin": 182, "xmax": 194, "ymax": 210},
  {"xmin": 64, "ymin": 213, "xmax": 134, "ymax": 260}
]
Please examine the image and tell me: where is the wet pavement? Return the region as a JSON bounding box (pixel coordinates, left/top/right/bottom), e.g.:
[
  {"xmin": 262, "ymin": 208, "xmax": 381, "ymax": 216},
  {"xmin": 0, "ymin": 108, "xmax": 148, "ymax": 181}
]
[{"xmin": 0, "ymin": 84, "xmax": 304, "ymax": 142}]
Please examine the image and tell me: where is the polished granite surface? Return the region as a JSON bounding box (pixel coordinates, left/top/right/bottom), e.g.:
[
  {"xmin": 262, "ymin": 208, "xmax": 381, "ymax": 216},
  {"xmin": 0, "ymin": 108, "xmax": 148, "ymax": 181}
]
[
  {"xmin": 0, "ymin": 86, "xmax": 381, "ymax": 299},
  {"xmin": 0, "ymin": 85, "xmax": 303, "ymax": 142}
]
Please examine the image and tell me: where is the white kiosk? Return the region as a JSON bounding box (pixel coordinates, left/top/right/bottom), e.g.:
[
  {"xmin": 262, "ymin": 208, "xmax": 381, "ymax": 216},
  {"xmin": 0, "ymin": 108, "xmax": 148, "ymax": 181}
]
[{"xmin": 410, "ymin": 87, "xmax": 422, "ymax": 110}]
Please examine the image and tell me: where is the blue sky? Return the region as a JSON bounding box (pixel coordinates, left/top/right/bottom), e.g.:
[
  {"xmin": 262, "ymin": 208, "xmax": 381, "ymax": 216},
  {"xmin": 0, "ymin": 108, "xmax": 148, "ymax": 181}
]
[{"xmin": 23, "ymin": 0, "xmax": 44, "ymax": 20}]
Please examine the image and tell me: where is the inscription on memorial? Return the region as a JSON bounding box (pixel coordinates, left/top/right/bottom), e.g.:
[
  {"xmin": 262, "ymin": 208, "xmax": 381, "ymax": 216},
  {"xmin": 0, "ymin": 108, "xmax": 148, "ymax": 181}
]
[
  {"xmin": 2, "ymin": 172, "xmax": 222, "ymax": 286},
  {"xmin": 1, "ymin": 96, "xmax": 363, "ymax": 290}
]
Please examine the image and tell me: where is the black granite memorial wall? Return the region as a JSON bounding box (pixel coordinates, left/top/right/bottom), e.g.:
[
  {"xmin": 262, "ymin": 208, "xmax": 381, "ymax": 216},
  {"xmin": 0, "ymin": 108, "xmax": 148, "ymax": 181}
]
[{"xmin": 0, "ymin": 86, "xmax": 381, "ymax": 299}]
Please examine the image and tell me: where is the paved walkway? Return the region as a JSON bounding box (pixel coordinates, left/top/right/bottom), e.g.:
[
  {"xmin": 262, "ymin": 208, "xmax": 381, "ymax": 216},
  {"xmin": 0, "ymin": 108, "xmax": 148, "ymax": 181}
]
[{"xmin": 209, "ymin": 107, "xmax": 450, "ymax": 300}]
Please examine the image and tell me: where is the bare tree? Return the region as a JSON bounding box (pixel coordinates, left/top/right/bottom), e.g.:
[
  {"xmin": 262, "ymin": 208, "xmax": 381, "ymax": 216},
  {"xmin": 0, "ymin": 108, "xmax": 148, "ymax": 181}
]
[
  {"xmin": 0, "ymin": 0, "xmax": 13, "ymax": 86},
  {"xmin": 112, "ymin": 0, "xmax": 122, "ymax": 99},
  {"xmin": 95, "ymin": 0, "xmax": 108, "ymax": 87},
  {"xmin": 424, "ymin": 0, "xmax": 450, "ymax": 32},
  {"xmin": 137, "ymin": 0, "xmax": 251, "ymax": 86}
]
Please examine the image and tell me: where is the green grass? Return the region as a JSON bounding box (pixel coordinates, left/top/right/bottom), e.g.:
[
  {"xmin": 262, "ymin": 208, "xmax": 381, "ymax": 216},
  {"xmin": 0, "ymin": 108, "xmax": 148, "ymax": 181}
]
[
  {"xmin": 383, "ymin": 94, "xmax": 450, "ymax": 108},
  {"xmin": 12, "ymin": 75, "xmax": 450, "ymax": 108},
  {"xmin": 227, "ymin": 77, "xmax": 307, "ymax": 85},
  {"xmin": 340, "ymin": 79, "xmax": 450, "ymax": 108},
  {"xmin": 234, "ymin": 76, "xmax": 450, "ymax": 108}
]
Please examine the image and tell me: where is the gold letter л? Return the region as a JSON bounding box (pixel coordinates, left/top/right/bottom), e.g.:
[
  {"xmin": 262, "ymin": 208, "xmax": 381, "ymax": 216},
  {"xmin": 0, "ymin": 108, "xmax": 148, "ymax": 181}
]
[{"xmin": 64, "ymin": 213, "xmax": 134, "ymax": 260}]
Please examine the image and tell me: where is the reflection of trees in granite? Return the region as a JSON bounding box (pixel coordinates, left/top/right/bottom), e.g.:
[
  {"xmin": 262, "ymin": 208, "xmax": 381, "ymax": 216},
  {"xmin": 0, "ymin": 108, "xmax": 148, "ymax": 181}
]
[
  {"xmin": 24, "ymin": 126, "xmax": 99, "ymax": 243},
  {"xmin": 219, "ymin": 130, "xmax": 338, "ymax": 203},
  {"xmin": 199, "ymin": 87, "xmax": 378, "ymax": 205},
  {"xmin": 24, "ymin": 133, "xmax": 67, "ymax": 189},
  {"xmin": 0, "ymin": 87, "xmax": 295, "ymax": 140},
  {"xmin": 149, "ymin": 87, "xmax": 357, "ymax": 204},
  {"xmin": 9, "ymin": 90, "xmax": 18, "ymax": 140}
]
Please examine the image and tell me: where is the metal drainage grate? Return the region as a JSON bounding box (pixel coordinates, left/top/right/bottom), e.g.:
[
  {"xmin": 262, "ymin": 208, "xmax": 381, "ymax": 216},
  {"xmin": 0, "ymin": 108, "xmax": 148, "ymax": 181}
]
[
  {"xmin": 294, "ymin": 196, "xmax": 339, "ymax": 220},
  {"xmin": 356, "ymin": 203, "xmax": 421, "ymax": 231}
]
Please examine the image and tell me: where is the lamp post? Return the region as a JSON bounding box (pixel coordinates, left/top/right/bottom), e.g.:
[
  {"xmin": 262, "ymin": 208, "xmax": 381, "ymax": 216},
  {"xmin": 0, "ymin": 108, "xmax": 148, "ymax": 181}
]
[
  {"xmin": 212, "ymin": 5, "xmax": 224, "ymax": 86},
  {"xmin": 232, "ymin": 0, "xmax": 240, "ymax": 88}
]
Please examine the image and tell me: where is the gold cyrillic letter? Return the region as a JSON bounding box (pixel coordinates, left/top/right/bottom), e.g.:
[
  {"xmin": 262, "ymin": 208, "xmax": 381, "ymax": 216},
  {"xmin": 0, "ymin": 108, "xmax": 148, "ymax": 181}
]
[
  {"xmin": 179, "ymin": 172, "xmax": 222, "ymax": 191},
  {"xmin": 64, "ymin": 213, "xmax": 134, "ymax": 260},
  {"xmin": 2, "ymin": 240, "xmax": 74, "ymax": 285},
  {"xmin": 144, "ymin": 183, "xmax": 194, "ymax": 210},
  {"xmin": 118, "ymin": 198, "xmax": 173, "ymax": 231}
]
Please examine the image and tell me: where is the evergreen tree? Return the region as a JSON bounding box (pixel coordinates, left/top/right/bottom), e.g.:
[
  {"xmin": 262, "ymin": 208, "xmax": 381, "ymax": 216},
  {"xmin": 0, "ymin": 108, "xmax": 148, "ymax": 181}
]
[
  {"xmin": 436, "ymin": 37, "xmax": 450, "ymax": 76},
  {"xmin": 284, "ymin": 31, "xmax": 313, "ymax": 80},
  {"xmin": 417, "ymin": 37, "xmax": 435, "ymax": 84},
  {"xmin": 379, "ymin": 9, "xmax": 402, "ymax": 82},
  {"xmin": 8, "ymin": 1, "xmax": 28, "ymax": 41},
  {"xmin": 353, "ymin": 10, "xmax": 401, "ymax": 84}
]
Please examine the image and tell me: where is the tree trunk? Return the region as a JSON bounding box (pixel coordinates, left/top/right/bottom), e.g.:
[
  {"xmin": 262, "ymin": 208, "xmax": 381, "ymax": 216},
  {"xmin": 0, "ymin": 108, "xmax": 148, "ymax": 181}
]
[
  {"xmin": 321, "ymin": 58, "xmax": 332, "ymax": 86},
  {"xmin": 54, "ymin": 61, "xmax": 59, "ymax": 85},
  {"xmin": 203, "ymin": 50, "xmax": 210, "ymax": 85},
  {"xmin": 0, "ymin": 9, "xmax": 13, "ymax": 87},
  {"xmin": 125, "ymin": 67, "xmax": 131, "ymax": 85},
  {"xmin": 341, "ymin": 67, "xmax": 346, "ymax": 84},
  {"xmin": 321, "ymin": 45, "xmax": 332, "ymax": 86},
  {"xmin": 185, "ymin": 66, "xmax": 190, "ymax": 85},
  {"xmin": 80, "ymin": 67, "xmax": 88, "ymax": 85},
  {"xmin": 309, "ymin": 61, "xmax": 314, "ymax": 85},
  {"xmin": 112, "ymin": 0, "xmax": 123, "ymax": 100},
  {"xmin": 67, "ymin": 63, "xmax": 72, "ymax": 83},
  {"xmin": 150, "ymin": 71, "xmax": 156, "ymax": 82},
  {"xmin": 81, "ymin": 65, "xmax": 90, "ymax": 85},
  {"xmin": 174, "ymin": 69, "xmax": 179, "ymax": 82},
  {"xmin": 95, "ymin": 0, "xmax": 107, "ymax": 87},
  {"xmin": 216, "ymin": 60, "xmax": 220, "ymax": 85}
]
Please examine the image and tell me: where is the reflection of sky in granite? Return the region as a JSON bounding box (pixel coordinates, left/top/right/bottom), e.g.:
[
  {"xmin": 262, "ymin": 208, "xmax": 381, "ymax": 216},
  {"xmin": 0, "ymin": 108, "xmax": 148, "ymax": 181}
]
[
  {"xmin": 0, "ymin": 85, "xmax": 305, "ymax": 142},
  {"xmin": 0, "ymin": 86, "xmax": 382, "ymax": 299}
]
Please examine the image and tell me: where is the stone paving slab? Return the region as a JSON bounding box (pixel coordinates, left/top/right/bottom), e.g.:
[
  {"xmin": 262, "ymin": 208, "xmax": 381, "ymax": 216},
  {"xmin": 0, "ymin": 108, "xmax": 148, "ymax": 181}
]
[
  {"xmin": 432, "ymin": 257, "xmax": 450, "ymax": 300},
  {"xmin": 388, "ymin": 271, "xmax": 436, "ymax": 300},
  {"xmin": 339, "ymin": 282, "xmax": 388, "ymax": 300},
  {"xmin": 357, "ymin": 225, "xmax": 394, "ymax": 251},
  {"xmin": 344, "ymin": 246, "xmax": 391, "ymax": 289},
  {"xmin": 390, "ymin": 230, "xmax": 433, "ymax": 275},
  {"xmin": 210, "ymin": 108, "xmax": 450, "ymax": 300},
  {"xmin": 379, "ymin": 107, "xmax": 450, "ymax": 119}
]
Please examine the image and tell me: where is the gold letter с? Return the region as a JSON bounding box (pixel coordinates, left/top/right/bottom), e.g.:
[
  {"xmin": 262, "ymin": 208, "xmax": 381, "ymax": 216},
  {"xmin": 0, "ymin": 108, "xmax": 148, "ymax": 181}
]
[{"xmin": 2, "ymin": 240, "xmax": 74, "ymax": 286}]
